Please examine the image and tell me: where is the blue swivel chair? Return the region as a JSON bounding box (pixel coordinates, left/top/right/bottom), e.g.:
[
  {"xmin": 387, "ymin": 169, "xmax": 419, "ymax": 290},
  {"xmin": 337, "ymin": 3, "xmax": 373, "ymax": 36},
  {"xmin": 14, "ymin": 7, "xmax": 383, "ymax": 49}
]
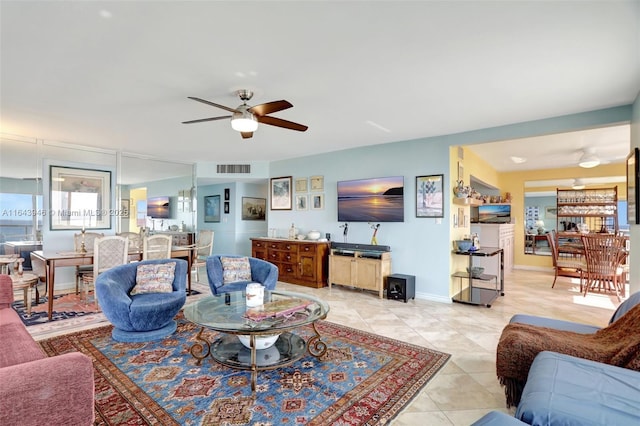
[
  {"xmin": 96, "ymin": 258, "xmax": 187, "ymax": 342},
  {"xmin": 206, "ymin": 255, "xmax": 278, "ymax": 295}
]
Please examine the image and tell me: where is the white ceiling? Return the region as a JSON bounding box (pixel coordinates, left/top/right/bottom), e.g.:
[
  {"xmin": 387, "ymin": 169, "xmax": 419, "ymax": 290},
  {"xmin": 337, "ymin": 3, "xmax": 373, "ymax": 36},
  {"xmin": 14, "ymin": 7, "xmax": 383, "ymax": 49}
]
[{"xmin": 1, "ymin": 1, "xmax": 639, "ymax": 171}]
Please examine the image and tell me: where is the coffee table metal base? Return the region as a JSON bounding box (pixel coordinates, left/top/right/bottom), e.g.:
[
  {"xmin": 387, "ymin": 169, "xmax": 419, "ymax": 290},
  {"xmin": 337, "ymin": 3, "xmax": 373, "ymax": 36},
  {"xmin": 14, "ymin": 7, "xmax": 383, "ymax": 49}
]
[{"xmin": 189, "ymin": 326, "xmax": 328, "ymax": 391}]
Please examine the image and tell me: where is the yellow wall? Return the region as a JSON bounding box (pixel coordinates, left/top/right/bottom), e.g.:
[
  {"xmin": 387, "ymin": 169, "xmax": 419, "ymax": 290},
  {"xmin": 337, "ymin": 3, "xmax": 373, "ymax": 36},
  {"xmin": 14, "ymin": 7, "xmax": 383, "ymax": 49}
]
[{"xmin": 501, "ymin": 163, "xmax": 626, "ymax": 269}]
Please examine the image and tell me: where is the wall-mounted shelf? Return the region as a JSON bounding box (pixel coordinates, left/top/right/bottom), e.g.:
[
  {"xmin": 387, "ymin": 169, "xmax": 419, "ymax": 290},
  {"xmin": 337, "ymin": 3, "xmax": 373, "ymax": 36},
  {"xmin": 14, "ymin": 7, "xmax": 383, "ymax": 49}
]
[{"xmin": 453, "ymin": 198, "xmax": 483, "ymax": 206}]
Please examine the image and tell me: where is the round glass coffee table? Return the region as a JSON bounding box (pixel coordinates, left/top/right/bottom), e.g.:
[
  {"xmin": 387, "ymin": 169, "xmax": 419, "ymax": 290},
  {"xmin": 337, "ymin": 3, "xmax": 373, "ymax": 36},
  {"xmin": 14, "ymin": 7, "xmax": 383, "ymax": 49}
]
[{"xmin": 183, "ymin": 289, "xmax": 330, "ymax": 391}]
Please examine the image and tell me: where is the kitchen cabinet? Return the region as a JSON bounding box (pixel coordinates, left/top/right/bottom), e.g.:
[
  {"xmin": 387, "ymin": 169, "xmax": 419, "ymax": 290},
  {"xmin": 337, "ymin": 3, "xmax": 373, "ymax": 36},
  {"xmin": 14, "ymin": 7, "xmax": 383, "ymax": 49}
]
[{"xmin": 470, "ymin": 223, "xmax": 514, "ymax": 276}]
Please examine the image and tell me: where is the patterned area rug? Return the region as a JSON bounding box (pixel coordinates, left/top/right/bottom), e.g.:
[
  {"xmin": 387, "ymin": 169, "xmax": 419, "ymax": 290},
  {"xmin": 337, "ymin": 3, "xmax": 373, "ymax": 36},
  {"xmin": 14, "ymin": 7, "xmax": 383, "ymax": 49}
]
[
  {"xmin": 12, "ymin": 292, "xmax": 102, "ymax": 326},
  {"xmin": 39, "ymin": 315, "xmax": 450, "ymax": 425},
  {"xmin": 13, "ymin": 290, "xmax": 201, "ymax": 327}
]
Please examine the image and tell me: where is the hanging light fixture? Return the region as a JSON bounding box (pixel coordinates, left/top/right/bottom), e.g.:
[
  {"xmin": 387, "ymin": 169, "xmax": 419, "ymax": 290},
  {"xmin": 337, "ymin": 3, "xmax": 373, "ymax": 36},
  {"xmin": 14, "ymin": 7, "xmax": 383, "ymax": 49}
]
[
  {"xmin": 230, "ymin": 105, "xmax": 258, "ymax": 132},
  {"xmin": 578, "ymin": 147, "xmax": 600, "ymax": 168},
  {"xmin": 572, "ymin": 178, "xmax": 585, "ymax": 190}
]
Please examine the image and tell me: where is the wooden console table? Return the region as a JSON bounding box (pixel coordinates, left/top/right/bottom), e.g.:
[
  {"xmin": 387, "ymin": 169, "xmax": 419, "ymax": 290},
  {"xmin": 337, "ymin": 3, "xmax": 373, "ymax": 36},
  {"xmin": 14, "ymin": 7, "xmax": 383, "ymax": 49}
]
[{"xmin": 328, "ymin": 243, "xmax": 392, "ymax": 299}]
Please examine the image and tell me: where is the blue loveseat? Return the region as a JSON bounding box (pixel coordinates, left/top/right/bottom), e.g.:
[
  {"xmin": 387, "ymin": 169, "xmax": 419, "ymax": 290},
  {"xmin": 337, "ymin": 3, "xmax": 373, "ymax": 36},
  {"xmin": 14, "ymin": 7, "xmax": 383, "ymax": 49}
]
[{"xmin": 473, "ymin": 292, "xmax": 640, "ymax": 425}]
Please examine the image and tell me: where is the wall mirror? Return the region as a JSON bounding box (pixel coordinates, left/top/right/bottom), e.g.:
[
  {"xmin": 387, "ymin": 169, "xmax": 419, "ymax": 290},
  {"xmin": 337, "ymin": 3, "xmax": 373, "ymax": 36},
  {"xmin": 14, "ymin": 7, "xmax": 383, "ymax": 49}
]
[{"xmin": 524, "ymin": 176, "xmax": 627, "ymax": 256}]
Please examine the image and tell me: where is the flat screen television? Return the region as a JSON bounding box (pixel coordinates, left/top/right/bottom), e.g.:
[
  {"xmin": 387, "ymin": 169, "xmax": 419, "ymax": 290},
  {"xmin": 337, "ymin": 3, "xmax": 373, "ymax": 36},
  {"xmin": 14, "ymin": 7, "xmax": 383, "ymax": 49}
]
[
  {"xmin": 478, "ymin": 204, "xmax": 511, "ymax": 224},
  {"xmin": 337, "ymin": 176, "xmax": 404, "ymax": 222},
  {"xmin": 147, "ymin": 196, "xmax": 171, "ymax": 219}
]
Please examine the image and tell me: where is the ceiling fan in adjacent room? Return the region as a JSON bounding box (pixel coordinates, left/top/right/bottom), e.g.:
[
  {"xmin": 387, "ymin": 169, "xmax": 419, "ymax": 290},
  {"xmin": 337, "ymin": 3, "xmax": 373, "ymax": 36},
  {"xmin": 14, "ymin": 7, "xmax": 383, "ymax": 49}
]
[{"xmin": 182, "ymin": 89, "xmax": 308, "ymax": 139}]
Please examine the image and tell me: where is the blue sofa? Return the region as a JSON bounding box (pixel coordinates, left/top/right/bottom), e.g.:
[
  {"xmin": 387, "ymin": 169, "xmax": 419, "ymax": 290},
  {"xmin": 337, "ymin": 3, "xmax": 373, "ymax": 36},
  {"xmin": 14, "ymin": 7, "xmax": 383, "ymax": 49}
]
[
  {"xmin": 473, "ymin": 292, "xmax": 640, "ymax": 425},
  {"xmin": 205, "ymin": 255, "xmax": 278, "ymax": 295}
]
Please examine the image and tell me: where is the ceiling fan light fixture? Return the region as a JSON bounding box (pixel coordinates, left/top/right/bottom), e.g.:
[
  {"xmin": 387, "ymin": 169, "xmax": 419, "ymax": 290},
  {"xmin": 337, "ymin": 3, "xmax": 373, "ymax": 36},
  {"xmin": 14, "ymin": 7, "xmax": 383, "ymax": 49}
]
[
  {"xmin": 230, "ymin": 109, "xmax": 258, "ymax": 132},
  {"xmin": 572, "ymin": 178, "xmax": 585, "ymax": 190},
  {"xmin": 578, "ymin": 148, "xmax": 600, "ymax": 168}
]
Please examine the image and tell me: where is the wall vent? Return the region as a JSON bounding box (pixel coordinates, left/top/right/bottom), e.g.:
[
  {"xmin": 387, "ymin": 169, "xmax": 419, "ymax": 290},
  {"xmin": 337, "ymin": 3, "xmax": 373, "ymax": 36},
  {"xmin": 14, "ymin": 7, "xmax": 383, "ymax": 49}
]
[{"xmin": 216, "ymin": 164, "xmax": 251, "ymax": 174}]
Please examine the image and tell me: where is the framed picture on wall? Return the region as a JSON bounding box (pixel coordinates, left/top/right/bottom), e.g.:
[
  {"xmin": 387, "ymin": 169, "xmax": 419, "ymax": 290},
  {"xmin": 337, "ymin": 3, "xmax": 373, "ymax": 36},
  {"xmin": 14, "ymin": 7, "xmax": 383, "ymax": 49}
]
[
  {"xmin": 120, "ymin": 199, "xmax": 130, "ymax": 218},
  {"xmin": 295, "ymin": 177, "xmax": 308, "ymax": 193},
  {"xmin": 270, "ymin": 176, "xmax": 292, "ymax": 210},
  {"xmin": 627, "ymin": 147, "xmax": 639, "ymax": 224},
  {"xmin": 296, "ymin": 194, "xmax": 308, "ymax": 211},
  {"xmin": 49, "ymin": 165, "xmax": 112, "ymax": 230},
  {"xmin": 311, "ymin": 193, "xmax": 324, "ymax": 210},
  {"xmin": 224, "ymin": 201, "xmax": 230, "ymax": 214},
  {"xmin": 416, "ymin": 174, "xmax": 444, "ymax": 218},
  {"xmin": 242, "ymin": 197, "xmax": 266, "ymax": 220},
  {"xmin": 204, "ymin": 195, "xmax": 220, "ymax": 223}
]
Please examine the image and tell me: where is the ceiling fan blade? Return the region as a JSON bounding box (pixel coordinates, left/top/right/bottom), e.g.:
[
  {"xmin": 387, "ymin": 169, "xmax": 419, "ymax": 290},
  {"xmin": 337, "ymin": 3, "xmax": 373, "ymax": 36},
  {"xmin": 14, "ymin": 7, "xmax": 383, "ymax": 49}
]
[
  {"xmin": 249, "ymin": 100, "xmax": 293, "ymax": 116},
  {"xmin": 241, "ymin": 131, "xmax": 253, "ymax": 139},
  {"xmin": 182, "ymin": 115, "xmax": 231, "ymax": 124},
  {"xmin": 187, "ymin": 96, "xmax": 238, "ymax": 113},
  {"xmin": 257, "ymin": 115, "xmax": 308, "ymax": 132}
]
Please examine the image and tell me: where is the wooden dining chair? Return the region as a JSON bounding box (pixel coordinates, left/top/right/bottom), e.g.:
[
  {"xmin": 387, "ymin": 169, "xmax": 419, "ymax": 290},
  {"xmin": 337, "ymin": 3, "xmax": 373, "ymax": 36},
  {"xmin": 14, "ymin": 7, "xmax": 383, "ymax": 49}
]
[
  {"xmin": 580, "ymin": 234, "xmax": 627, "ymax": 301},
  {"xmin": 142, "ymin": 235, "xmax": 172, "ymax": 260},
  {"xmin": 73, "ymin": 232, "xmax": 104, "ymax": 294},
  {"xmin": 190, "ymin": 230, "xmax": 214, "ymax": 282},
  {"xmin": 547, "ymin": 230, "xmax": 585, "ymax": 290},
  {"xmin": 117, "ymin": 232, "xmax": 142, "ymax": 251},
  {"xmin": 82, "ymin": 236, "xmax": 129, "ymax": 306}
]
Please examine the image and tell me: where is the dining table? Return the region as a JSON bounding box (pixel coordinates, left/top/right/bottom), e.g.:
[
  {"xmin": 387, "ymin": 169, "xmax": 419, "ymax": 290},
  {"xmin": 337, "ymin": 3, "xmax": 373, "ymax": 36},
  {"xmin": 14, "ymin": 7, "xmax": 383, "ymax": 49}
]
[{"xmin": 31, "ymin": 246, "xmax": 193, "ymax": 321}]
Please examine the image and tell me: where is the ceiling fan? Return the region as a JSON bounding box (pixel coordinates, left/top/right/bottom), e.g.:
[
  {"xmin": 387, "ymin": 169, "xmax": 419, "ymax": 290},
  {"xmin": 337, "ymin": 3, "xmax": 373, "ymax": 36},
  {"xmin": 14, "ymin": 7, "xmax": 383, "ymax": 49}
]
[{"xmin": 182, "ymin": 89, "xmax": 308, "ymax": 139}]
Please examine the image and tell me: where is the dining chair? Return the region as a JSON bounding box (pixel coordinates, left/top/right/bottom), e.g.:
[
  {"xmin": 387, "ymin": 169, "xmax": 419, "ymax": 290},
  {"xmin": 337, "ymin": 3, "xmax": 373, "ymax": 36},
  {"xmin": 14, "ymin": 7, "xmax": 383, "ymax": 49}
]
[
  {"xmin": 29, "ymin": 252, "xmax": 47, "ymax": 304},
  {"xmin": 73, "ymin": 231, "xmax": 104, "ymax": 294},
  {"xmin": 117, "ymin": 232, "xmax": 142, "ymax": 251},
  {"xmin": 547, "ymin": 230, "xmax": 585, "ymax": 290},
  {"xmin": 580, "ymin": 234, "xmax": 627, "ymax": 301},
  {"xmin": 191, "ymin": 230, "xmax": 214, "ymax": 282},
  {"xmin": 81, "ymin": 236, "xmax": 129, "ymax": 306},
  {"xmin": 142, "ymin": 235, "xmax": 172, "ymax": 260}
]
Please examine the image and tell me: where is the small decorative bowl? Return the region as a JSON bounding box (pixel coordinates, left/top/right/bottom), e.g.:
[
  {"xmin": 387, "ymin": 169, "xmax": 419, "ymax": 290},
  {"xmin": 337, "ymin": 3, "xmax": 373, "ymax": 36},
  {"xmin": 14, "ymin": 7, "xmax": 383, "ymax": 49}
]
[
  {"xmin": 466, "ymin": 267, "xmax": 485, "ymax": 278},
  {"xmin": 307, "ymin": 230, "xmax": 321, "ymax": 240},
  {"xmin": 237, "ymin": 334, "xmax": 280, "ymax": 350},
  {"xmin": 455, "ymin": 240, "xmax": 473, "ymax": 252}
]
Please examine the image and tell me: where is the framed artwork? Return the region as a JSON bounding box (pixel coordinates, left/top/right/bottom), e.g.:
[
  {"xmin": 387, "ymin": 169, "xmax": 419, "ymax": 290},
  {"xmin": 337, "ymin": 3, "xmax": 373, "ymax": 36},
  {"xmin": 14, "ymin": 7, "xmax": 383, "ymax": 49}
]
[
  {"xmin": 296, "ymin": 194, "xmax": 308, "ymax": 211},
  {"xmin": 49, "ymin": 165, "xmax": 112, "ymax": 230},
  {"xmin": 242, "ymin": 197, "xmax": 266, "ymax": 220},
  {"xmin": 545, "ymin": 206, "xmax": 557, "ymax": 218},
  {"xmin": 627, "ymin": 147, "xmax": 639, "ymax": 224},
  {"xmin": 416, "ymin": 174, "xmax": 444, "ymax": 218},
  {"xmin": 120, "ymin": 199, "xmax": 130, "ymax": 218},
  {"xmin": 311, "ymin": 193, "xmax": 324, "ymax": 210},
  {"xmin": 457, "ymin": 162, "xmax": 464, "ymax": 181},
  {"xmin": 295, "ymin": 177, "xmax": 308, "ymax": 193},
  {"xmin": 270, "ymin": 176, "xmax": 292, "ymax": 210},
  {"xmin": 204, "ymin": 195, "xmax": 220, "ymax": 222},
  {"xmin": 224, "ymin": 201, "xmax": 230, "ymax": 214},
  {"xmin": 224, "ymin": 188, "xmax": 230, "ymax": 201},
  {"xmin": 310, "ymin": 175, "xmax": 324, "ymax": 192}
]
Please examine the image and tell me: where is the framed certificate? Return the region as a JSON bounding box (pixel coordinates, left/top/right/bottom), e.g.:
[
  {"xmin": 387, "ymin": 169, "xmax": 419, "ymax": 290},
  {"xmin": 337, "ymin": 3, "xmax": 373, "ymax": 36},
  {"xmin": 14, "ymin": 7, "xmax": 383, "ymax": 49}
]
[{"xmin": 310, "ymin": 175, "xmax": 324, "ymax": 192}]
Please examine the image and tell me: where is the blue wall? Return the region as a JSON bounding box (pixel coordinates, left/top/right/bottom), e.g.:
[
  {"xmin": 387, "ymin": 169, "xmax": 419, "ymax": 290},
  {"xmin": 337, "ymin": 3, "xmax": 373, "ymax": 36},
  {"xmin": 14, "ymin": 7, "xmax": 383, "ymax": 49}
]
[{"xmin": 266, "ymin": 106, "xmax": 632, "ymax": 302}]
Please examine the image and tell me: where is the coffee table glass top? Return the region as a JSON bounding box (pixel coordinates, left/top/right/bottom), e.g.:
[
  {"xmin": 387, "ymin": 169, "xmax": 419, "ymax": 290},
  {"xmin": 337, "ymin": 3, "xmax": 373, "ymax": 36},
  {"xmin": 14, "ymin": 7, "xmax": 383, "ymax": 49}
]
[{"xmin": 183, "ymin": 290, "xmax": 330, "ymax": 334}]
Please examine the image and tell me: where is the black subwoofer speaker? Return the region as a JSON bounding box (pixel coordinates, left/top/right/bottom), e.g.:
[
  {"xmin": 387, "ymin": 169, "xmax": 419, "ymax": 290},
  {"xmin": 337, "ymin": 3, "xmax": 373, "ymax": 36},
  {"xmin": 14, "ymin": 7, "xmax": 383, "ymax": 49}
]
[{"xmin": 386, "ymin": 274, "xmax": 415, "ymax": 303}]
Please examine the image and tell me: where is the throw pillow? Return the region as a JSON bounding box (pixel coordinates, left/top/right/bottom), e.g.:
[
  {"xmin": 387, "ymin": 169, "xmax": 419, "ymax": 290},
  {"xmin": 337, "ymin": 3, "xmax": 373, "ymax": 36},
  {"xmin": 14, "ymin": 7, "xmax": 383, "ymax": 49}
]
[
  {"xmin": 131, "ymin": 262, "xmax": 176, "ymax": 295},
  {"xmin": 221, "ymin": 256, "xmax": 252, "ymax": 284}
]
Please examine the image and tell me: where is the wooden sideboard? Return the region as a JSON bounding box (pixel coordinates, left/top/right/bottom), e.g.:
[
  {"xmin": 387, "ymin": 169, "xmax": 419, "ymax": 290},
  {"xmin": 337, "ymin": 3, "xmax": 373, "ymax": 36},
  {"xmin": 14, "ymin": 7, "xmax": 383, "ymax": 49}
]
[
  {"xmin": 153, "ymin": 231, "xmax": 195, "ymax": 246},
  {"xmin": 251, "ymin": 238, "xmax": 330, "ymax": 288}
]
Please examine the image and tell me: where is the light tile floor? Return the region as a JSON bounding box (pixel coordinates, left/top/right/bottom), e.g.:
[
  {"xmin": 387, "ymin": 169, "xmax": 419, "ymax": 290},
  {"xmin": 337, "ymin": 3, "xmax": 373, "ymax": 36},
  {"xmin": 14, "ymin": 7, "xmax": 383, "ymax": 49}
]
[{"xmin": 27, "ymin": 268, "xmax": 625, "ymax": 425}]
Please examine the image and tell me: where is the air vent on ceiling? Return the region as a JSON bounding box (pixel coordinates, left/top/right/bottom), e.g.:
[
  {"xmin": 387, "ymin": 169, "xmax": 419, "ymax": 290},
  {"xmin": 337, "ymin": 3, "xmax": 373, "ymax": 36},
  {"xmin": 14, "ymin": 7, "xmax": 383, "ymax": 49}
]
[{"xmin": 216, "ymin": 164, "xmax": 251, "ymax": 174}]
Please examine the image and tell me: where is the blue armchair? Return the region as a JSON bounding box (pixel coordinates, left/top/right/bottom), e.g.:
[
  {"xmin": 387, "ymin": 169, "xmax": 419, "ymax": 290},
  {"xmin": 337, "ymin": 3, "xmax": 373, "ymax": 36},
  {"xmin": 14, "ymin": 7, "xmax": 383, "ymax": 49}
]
[
  {"xmin": 206, "ymin": 255, "xmax": 278, "ymax": 295},
  {"xmin": 96, "ymin": 259, "xmax": 187, "ymax": 342}
]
